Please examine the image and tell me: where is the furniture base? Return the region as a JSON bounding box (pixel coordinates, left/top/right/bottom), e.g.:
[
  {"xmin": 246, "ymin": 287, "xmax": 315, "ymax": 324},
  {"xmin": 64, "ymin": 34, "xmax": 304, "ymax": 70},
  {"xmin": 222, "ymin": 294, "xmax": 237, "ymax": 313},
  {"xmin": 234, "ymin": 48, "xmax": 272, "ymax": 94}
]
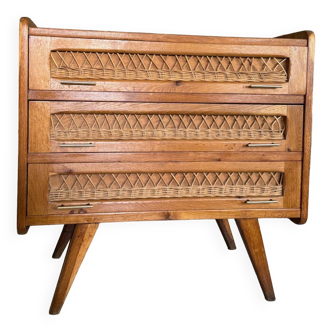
[
  {"xmin": 49, "ymin": 223, "xmax": 98, "ymax": 315},
  {"xmin": 49, "ymin": 218, "xmax": 274, "ymax": 314}
]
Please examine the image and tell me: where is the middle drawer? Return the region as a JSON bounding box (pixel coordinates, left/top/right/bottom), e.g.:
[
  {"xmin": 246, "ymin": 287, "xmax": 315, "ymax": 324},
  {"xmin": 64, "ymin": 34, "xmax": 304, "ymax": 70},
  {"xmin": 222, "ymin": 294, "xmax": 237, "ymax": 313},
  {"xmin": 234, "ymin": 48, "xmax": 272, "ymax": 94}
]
[{"xmin": 29, "ymin": 102, "xmax": 303, "ymax": 153}]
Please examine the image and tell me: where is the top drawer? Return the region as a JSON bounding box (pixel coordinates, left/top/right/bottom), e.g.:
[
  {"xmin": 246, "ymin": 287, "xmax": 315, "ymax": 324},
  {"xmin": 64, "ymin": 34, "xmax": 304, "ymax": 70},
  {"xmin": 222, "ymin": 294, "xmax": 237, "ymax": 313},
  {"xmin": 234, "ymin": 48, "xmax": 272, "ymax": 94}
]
[{"xmin": 29, "ymin": 36, "xmax": 307, "ymax": 95}]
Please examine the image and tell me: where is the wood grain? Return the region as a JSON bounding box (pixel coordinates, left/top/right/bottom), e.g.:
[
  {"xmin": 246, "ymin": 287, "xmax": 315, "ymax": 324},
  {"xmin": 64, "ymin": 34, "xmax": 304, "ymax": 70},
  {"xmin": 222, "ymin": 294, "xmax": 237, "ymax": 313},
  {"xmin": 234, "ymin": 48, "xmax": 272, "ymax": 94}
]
[
  {"xmin": 235, "ymin": 218, "xmax": 275, "ymax": 301},
  {"xmin": 39, "ymin": 36, "xmax": 295, "ymax": 56},
  {"xmin": 283, "ymin": 161, "xmax": 302, "ymax": 208},
  {"xmin": 34, "ymin": 161, "xmax": 287, "ymax": 173},
  {"xmin": 48, "ymin": 101, "xmax": 289, "ymax": 115},
  {"xmin": 29, "ymin": 36, "xmax": 50, "ymax": 90},
  {"xmin": 27, "ymin": 152, "xmax": 302, "ymax": 164},
  {"xmin": 293, "ymin": 30, "xmax": 316, "ymax": 225},
  {"xmin": 45, "ymin": 198, "xmax": 285, "ymax": 216},
  {"xmin": 28, "ymin": 90, "xmax": 305, "ymax": 104},
  {"xmin": 49, "ymin": 223, "xmax": 98, "ymax": 314},
  {"xmin": 17, "ymin": 17, "xmax": 36, "ymax": 235},
  {"xmin": 26, "ymin": 209, "xmax": 301, "ymax": 226},
  {"xmin": 29, "ymin": 101, "xmax": 51, "ymax": 153},
  {"xmin": 278, "ymin": 31, "xmax": 315, "ymax": 224},
  {"xmin": 216, "ymin": 219, "xmax": 236, "ymax": 250},
  {"xmin": 285, "ymin": 106, "xmax": 303, "ymax": 152},
  {"xmin": 27, "ymin": 164, "xmax": 49, "ymax": 216},
  {"xmin": 29, "ymin": 26, "xmax": 307, "ymax": 46},
  {"xmin": 52, "ymin": 225, "xmax": 75, "ymax": 259}
]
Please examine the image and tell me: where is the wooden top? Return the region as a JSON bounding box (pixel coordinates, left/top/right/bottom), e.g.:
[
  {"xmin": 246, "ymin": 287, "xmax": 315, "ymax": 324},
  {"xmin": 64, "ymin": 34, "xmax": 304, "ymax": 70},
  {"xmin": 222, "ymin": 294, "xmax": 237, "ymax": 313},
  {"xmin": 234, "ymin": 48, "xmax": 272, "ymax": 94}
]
[{"xmin": 29, "ymin": 26, "xmax": 308, "ymax": 47}]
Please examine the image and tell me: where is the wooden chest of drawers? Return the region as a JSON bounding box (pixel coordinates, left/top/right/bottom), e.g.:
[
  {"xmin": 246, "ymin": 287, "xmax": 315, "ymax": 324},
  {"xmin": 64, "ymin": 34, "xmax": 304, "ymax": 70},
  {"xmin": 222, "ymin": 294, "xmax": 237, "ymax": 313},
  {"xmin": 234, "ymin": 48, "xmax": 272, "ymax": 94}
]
[{"xmin": 18, "ymin": 17, "xmax": 315, "ymax": 314}]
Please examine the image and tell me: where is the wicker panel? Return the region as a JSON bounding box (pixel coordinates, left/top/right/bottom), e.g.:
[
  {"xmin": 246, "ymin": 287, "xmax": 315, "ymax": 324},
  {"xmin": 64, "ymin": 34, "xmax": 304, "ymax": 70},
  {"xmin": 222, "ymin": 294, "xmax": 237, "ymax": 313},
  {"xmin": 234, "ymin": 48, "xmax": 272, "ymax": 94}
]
[
  {"xmin": 50, "ymin": 51, "xmax": 289, "ymax": 83},
  {"xmin": 51, "ymin": 113, "xmax": 285, "ymax": 140},
  {"xmin": 49, "ymin": 172, "xmax": 284, "ymax": 201}
]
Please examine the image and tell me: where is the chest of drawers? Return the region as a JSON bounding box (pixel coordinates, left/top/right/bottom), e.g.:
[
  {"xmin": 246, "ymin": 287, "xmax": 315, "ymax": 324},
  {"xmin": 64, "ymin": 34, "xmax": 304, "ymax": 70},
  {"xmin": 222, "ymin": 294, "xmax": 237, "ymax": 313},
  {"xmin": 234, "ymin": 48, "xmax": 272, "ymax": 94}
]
[{"xmin": 18, "ymin": 17, "xmax": 315, "ymax": 314}]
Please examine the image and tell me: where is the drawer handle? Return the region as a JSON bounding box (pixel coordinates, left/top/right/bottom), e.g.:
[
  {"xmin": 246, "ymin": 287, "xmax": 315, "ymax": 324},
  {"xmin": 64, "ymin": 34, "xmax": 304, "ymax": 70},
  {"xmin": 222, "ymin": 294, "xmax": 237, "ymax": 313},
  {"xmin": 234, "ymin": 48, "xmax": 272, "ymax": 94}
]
[
  {"xmin": 59, "ymin": 143, "xmax": 95, "ymax": 147},
  {"xmin": 246, "ymin": 200, "xmax": 278, "ymax": 204},
  {"xmin": 249, "ymin": 84, "xmax": 283, "ymax": 88},
  {"xmin": 60, "ymin": 81, "xmax": 97, "ymax": 86},
  {"xmin": 57, "ymin": 204, "xmax": 94, "ymax": 210},
  {"xmin": 247, "ymin": 143, "xmax": 280, "ymax": 147}
]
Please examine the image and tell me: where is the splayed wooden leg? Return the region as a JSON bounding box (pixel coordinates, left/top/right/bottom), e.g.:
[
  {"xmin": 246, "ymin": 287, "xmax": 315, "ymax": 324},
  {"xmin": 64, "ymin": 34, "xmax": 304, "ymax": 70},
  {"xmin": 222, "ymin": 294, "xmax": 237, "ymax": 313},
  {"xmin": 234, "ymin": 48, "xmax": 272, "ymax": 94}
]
[
  {"xmin": 49, "ymin": 223, "xmax": 99, "ymax": 315},
  {"xmin": 216, "ymin": 219, "xmax": 236, "ymax": 250},
  {"xmin": 52, "ymin": 225, "xmax": 76, "ymax": 259},
  {"xmin": 235, "ymin": 218, "xmax": 276, "ymax": 301}
]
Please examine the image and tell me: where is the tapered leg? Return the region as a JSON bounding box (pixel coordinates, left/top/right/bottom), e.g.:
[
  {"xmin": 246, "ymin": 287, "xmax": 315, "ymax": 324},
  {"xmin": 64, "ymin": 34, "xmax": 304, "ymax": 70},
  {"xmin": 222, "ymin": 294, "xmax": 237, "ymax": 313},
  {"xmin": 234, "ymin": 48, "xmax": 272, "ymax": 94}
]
[
  {"xmin": 52, "ymin": 225, "xmax": 76, "ymax": 259},
  {"xmin": 235, "ymin": 218, "xmax": 275, "ymax": 301},
  {"xmin": 216, "ymin": 219, "xmax": 236, "ymax": 250},
  {"xmin": 49, "ymin": 223, "xmax": 99, "ymax": 315}
]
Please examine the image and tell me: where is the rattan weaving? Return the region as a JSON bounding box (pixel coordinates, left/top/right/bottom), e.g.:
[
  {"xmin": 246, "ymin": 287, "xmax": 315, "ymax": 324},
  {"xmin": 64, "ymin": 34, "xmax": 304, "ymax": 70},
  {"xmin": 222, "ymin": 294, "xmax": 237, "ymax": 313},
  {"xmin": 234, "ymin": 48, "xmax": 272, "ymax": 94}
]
[
  {"xmin": 49, "ymin": 172, "xmax": 284, "ymax": 201},
  {"xmin": 50, "ymin": 113, "xmax": 285, "ymax": 140},
  {"xmin": 50, "ymin": 51, "xmax": 289, "ymax": 83}
]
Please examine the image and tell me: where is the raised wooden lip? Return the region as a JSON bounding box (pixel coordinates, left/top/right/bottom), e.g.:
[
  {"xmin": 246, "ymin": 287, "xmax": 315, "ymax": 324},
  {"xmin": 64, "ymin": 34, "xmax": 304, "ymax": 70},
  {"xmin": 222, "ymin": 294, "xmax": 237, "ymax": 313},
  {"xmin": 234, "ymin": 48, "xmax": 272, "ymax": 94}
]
[{"xmin": 29, "ymin": 26, "xmax": 308, "ymax": 47}]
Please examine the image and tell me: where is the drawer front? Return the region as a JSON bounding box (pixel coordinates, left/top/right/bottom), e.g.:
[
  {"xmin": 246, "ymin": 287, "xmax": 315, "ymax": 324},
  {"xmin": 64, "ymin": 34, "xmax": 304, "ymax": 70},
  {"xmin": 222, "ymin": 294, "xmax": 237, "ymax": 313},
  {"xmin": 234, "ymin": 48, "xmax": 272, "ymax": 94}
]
[
  {"xmin": 29, "ymin": 36, "xmax": 307, "ymax": 94},
  {"xmin": 29, "ymin": 102, "xmax": 303, "ymax": 153},
  {"xmin": 27, "ymin": 162, "xmax": 301, "ymax": 216}
]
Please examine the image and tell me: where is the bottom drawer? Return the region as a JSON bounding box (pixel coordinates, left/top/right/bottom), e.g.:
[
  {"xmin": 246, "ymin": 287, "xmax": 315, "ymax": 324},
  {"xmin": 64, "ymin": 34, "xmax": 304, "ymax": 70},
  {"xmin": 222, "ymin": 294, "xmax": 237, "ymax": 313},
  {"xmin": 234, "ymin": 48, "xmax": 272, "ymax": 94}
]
[{"xmin": 27, "ymin": 162, "xmax": 301, "ymax": 216}]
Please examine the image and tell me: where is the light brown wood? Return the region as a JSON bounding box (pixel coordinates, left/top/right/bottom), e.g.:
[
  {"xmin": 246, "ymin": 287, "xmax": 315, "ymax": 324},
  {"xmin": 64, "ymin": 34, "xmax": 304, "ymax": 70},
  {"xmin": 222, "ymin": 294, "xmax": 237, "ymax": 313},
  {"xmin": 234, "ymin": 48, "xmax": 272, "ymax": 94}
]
[
  {"xmin": 17, "ymin": 17, "xmax": 36, "ymax": 234},
  {"xmin": 29, "ymin": 26, "xmax": 307, "ymax": 46},
  {"xmin": 299, "ymin": 31, "xmax": 315, "ymax": 224},
  {"xmin": 283, "ymin": 162, "xmax": 302, "ymax": 208},
  {"xmin": 28, "ymin": 102, "xmax": 50, "ymax": 153},
  {"xmin": 31, "ymin": 161, "xmax": 288, "ymax": 173},
  {"xmin": 49, "ymin": 223, "xmax": 98, "ymax": 315},
  {"xmin": 45, "ymin": 198, "xmax": 285, "ymax": 215},
  {"xmin": 52, "ymin": 225, "xmax": 75, "ymax": 259},
  {"xmin": 27, "ymin": 164, "xmax": 49, "ymax": 216},
  {"xmin": 29, "ymin": 36, "xmax": 307, "ymax": 95},
  {"xmin": 235, "ymin": 218, "xmax": 275, "ymax": 301},
  {"xmin": 285, "ymin": 106, "xmax": 303, "ymax": 152},
  {"xmin": 26, "ymin": 209, "xmax": 301, "ymax": 226},
  {"xmin": 27, "ymin": 152, "xmax": 302, "ymax": 164},
  {"xmin": 49, "ymin": 101, "xmax": 291, "ymax": 115},
  {"xmin": 28, "ymin": 90, "xmax": 305, "ymax": 104},
  {"xmin": 285, "ymin": 30, "xmax": 317, "ymax": 226},
  {"xmin": 216, "ymin": 219, "xmax": 236, "ymax": 250},
  {"xmin": 35, "ymin": 141, "xmax": 288, "ymax": 154}
]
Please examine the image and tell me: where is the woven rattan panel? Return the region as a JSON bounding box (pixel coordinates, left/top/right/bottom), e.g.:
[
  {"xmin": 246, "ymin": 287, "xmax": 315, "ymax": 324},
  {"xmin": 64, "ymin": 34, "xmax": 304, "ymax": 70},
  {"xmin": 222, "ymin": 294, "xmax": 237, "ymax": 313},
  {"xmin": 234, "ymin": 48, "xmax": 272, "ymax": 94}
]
[
  {"xmin": 49, "ymin": 172, "xmax": 284, "ymax": 201},
  {"xmin": 50, "ymin": 51, "xmax": 289, "ymax": 83},
  {"xmin": 50, "ymin": 113, "xmax": 285, "ymax": 140}
]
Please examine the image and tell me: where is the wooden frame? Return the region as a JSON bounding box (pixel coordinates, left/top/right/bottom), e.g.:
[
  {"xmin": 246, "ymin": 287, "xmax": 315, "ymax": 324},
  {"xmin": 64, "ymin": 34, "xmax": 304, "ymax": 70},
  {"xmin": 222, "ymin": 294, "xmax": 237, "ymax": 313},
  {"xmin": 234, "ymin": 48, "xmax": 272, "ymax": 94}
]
[
  {"xmin": 277, "ymin": 31, "xmax": 315, "ymax": 224},
  {"xmin": 17, "ymin": 17, "xmax": 36, "ymax": 234}
]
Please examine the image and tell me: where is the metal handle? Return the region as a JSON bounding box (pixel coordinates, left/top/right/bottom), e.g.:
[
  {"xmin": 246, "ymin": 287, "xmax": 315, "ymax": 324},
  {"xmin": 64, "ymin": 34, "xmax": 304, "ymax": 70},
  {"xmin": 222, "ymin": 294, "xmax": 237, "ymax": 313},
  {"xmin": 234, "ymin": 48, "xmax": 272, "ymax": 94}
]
[
  {"xmin": 57, "ymin": 204, "xmax": 94, "ymax": 210},
  {"xmin": 60, "ymin": 81, "xmax": 97, "ymax": 86},
  {"xmin": 59, "ymin": 143, "xmax": 95, "ymax": 147},
  {"xmin": 247, "ymin": 143, "xmax": 280, "ymax": 147},
  {"xmin": 249, "ymin": 85, "xmax": 283, "ymax": 88},
  {"xmin": 246, "ymin": 200, "xmax": 278, "ymax": 204}
]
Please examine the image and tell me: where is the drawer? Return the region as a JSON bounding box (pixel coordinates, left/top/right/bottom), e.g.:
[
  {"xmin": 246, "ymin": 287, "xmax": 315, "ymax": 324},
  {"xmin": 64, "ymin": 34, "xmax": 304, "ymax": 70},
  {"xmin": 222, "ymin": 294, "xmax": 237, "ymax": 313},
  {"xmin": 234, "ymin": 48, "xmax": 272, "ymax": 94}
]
[
  {"xmin": 29, "ymin": 102, "xmax": 303, "ymax": 153},
  {"xmin": 29, "ymin": 36, "xmax": 307, "ymax": 94},
  {"xmin": 27, "ymin": 161, "xmax": 301, "ymax": 216}
]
